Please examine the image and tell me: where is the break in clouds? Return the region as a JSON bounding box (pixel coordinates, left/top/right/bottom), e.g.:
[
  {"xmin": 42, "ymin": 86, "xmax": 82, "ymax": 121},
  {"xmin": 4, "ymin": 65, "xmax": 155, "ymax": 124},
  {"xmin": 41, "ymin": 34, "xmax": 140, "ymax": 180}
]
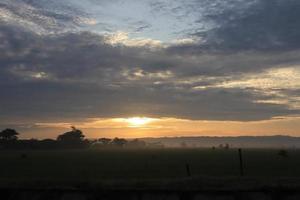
[{"xmin": 0, "ymin": 0, "xmax": 300, "ymax": 124}]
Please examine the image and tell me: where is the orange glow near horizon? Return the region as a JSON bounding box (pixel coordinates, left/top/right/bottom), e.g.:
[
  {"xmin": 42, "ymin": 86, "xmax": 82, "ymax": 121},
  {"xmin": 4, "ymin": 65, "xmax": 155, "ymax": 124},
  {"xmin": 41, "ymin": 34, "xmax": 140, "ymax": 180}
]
[
  {"xmin": 18, "ymin": 115, "xmax": 300, "ymax": 139},
  {"xmin": 125, "ymin": 117, "xmax": 156, "ymax": 127}
]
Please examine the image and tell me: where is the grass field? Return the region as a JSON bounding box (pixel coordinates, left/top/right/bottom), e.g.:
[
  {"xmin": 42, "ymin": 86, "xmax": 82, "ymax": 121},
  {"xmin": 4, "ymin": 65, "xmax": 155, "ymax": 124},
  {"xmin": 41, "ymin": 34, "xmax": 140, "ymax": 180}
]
[{"xmin": 0, "ymin": 148, "xmax": 299, "ymax": 184}]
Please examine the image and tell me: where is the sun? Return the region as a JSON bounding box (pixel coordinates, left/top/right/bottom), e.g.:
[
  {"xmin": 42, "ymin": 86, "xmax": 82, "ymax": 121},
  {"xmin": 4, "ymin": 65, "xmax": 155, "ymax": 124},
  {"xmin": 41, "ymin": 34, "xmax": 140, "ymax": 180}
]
[{"xmin": 126, "ymin": 117, "xmax": 154, "ymax": 127}]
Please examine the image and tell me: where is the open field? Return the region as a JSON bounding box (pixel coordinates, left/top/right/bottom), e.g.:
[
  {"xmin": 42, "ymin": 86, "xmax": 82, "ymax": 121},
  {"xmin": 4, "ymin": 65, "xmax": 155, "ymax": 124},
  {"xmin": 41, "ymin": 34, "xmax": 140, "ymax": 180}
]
[
  {"xmin": 1, "ymin": 148, "xmax": 300, "ymax": 200},
  {"xmin": 0, "ymin": 148, "xmax": 299, "ymax": 183}
]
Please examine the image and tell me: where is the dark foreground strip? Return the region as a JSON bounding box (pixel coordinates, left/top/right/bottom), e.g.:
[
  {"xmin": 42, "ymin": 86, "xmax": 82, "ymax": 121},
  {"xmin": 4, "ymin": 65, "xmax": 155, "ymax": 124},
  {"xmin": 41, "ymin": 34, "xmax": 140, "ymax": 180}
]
[{"xmin": 0, "ymin": 188, "xmax": 300, "ymax": 200}]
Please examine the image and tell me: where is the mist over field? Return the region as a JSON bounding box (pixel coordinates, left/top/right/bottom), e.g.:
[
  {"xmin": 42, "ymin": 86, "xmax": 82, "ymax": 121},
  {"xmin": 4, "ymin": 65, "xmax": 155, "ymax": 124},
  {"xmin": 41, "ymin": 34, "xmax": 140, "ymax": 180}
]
[{"xmin": 143, "ymin": 135, "xmax": 300, "ymax": 148}]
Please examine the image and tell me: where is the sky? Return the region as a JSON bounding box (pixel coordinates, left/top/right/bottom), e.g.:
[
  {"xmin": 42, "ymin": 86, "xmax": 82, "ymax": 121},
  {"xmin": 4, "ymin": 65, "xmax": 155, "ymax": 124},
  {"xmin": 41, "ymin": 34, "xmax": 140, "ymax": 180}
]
[{"xmin": 0, "ymin": 0, "xmax": 300, "ymax": 139}]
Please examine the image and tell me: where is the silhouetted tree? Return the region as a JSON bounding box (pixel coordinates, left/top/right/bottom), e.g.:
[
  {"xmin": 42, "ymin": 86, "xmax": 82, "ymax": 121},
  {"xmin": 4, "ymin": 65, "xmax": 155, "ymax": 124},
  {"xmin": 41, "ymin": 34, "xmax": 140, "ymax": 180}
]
[
  {"xmin": 57, "ymin": 126, "xmax": 84, "ymax": 142},
  {"xmin": 0, "ymin": 129, "xmax": 19, "ymax": 140},
  {"xmin": 91, "ymin": 138, "xmax": 112, "ymax": 148},
  {"xmin": 57, "ymin": 126, "xmax": 87, "ymax": 148},
  {"xmin": 111, "ymin": 137, "xmax": 127, "ymax": 147},
  {"xmin": 98, "ymin": 138, "xmax": 112, "ymax": 145}
]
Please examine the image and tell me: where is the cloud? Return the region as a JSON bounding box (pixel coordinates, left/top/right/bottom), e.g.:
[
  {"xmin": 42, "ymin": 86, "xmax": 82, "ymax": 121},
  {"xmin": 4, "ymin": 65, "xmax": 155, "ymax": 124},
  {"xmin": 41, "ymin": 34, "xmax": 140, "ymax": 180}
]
[
  {"xmin": 104, "ymin": 31, "xmax": 163, "ymax": 48},
  {"xmin": 0, "ymin": 22, "xmax": 299, "ymax": 123},
  {"xmin": 192, "ymin": 0, "xmax": 300, "ymax": 51},
  {"xmin": 0, "ymin": 0, "xmax": 95, "ymax": 34},
  {"xmin": 1, "ymin": 0, "xmax": 300, "ymax": 124}
]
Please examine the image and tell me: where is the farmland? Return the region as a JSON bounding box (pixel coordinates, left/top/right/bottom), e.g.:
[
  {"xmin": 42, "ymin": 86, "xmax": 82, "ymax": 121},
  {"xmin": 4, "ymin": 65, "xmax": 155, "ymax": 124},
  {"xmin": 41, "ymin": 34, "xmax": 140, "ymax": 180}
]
[{"xmin": 0, "ymin": 148, "xmax": 298, "ymax": 184}]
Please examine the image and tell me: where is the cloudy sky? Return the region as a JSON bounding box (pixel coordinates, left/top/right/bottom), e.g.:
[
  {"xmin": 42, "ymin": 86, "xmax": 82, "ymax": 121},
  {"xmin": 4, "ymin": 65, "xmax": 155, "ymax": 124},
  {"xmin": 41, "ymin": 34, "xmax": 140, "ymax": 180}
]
[{"xmin": 1, "ymin": 0, "xmax": 300, "ymax": 138}]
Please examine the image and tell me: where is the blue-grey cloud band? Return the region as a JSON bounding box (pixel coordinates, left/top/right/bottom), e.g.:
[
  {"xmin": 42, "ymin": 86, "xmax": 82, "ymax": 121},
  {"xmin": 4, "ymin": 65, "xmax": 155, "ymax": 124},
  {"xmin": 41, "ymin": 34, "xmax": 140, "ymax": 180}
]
[{"xmin": 0, "ymin": 0, "xmax": 299, "ymax": 123}]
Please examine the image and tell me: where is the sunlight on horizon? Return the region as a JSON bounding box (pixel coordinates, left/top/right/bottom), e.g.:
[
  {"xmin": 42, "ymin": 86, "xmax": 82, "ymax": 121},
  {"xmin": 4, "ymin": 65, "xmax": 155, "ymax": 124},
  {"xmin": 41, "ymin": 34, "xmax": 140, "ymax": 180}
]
[{"xmin": 124, "ymin": 117, "xmax": 156, "ymax": 127}]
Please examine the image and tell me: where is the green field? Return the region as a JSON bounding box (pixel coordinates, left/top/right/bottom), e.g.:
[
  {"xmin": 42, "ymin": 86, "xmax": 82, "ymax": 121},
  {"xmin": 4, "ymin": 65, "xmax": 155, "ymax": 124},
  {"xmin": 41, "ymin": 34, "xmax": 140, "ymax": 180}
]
[{"xmin": 0, "ymin": 148, "xmax": 298, "ymax": 184}]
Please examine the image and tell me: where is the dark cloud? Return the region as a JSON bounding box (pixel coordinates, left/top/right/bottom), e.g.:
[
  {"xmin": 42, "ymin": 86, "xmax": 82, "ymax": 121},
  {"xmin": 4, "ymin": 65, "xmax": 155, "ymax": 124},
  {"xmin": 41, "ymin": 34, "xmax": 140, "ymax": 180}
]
[
  {"xmin": 0, "ymin": 23, "xmax": 298, "ymax": 122},
  {"xmin": 1, "ymin": 0, "xmax": 300, "ymax": 123},
  {"xmin": 194, "ymin": 0, "xmax": 300, "ymax": 51},
  {"xmin": 166, "ymin": 0, "xmax": 300, "ymax": 76}
]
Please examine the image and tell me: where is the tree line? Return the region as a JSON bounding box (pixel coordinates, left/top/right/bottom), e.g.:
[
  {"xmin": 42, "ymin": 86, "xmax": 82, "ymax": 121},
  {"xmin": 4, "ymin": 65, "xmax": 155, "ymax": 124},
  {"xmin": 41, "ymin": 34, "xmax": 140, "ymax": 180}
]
[{"xmin": 0, "ymin": 127, "xmax": 161, "ymax": 150}]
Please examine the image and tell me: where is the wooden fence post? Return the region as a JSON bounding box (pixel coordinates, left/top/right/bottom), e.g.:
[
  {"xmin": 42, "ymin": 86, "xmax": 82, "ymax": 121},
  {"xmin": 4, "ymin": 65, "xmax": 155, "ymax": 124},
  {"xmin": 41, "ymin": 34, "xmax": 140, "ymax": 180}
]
[
  {"xmin": 238, "ymin": 148, "xmax": 244, "ymax": 177},
  {"xmin": 185, "ymin": 163, "xmax": 191, "ymax": 177}
]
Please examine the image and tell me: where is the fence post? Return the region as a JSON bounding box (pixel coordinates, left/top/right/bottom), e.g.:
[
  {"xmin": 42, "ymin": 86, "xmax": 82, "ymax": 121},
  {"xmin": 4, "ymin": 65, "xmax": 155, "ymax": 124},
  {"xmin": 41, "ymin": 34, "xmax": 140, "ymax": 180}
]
[
  {"xmin": 185, "ymin": 163, "xmax": 191, "ymax": 177},
  {"xmin": 238, "ymin": 148, "xmax": 244, "ymax": 177}
]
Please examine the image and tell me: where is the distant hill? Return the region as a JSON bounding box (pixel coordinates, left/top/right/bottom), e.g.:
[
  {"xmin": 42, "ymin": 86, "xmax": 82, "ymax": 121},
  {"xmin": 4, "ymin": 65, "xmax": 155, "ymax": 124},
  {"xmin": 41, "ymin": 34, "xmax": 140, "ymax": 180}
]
[{"xmin": 142, "ymin": 135, "xmax": 300, "ymax": 148}]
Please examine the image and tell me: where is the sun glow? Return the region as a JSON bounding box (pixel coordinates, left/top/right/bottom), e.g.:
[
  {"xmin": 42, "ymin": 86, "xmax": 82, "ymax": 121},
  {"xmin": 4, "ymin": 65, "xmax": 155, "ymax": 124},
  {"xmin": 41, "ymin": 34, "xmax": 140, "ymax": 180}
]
[{"xmin": 126, "ymin": 117, "xmax": 155, "ymax": 127}]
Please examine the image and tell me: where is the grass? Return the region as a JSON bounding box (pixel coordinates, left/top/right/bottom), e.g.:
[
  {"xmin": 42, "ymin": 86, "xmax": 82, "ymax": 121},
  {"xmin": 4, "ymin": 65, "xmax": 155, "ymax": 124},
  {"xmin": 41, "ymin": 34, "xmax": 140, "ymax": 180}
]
[{"xmin": 0, "ymin": 148, "xmax": 298, "ymax": 184}]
